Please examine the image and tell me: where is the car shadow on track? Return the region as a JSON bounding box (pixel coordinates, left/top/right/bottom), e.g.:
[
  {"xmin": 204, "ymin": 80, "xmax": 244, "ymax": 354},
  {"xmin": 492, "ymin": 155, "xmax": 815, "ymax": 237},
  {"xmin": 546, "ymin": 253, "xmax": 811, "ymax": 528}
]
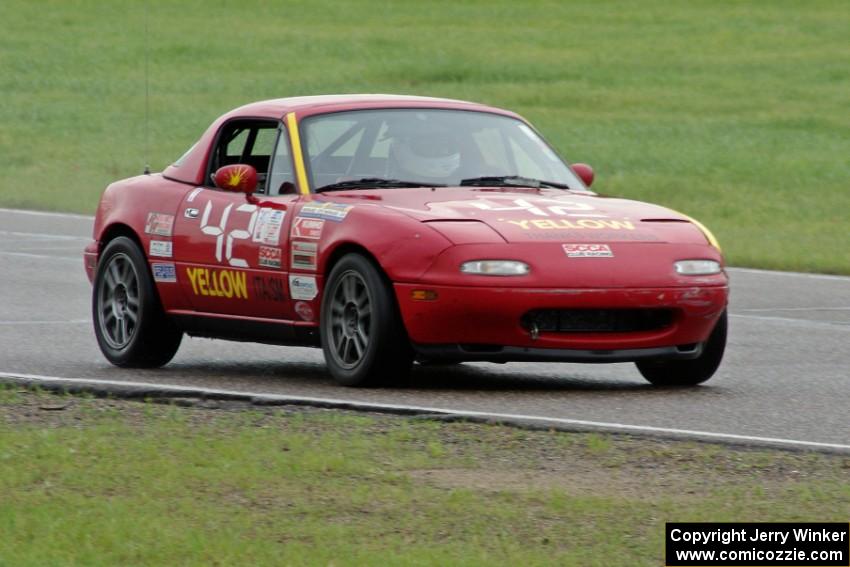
[
  {"xmin": 404, "ymin": 363, "xmax": 642, "ymax": 391},
  {"xmin": 146, "ymin": 358, "xmax": 726, "ymax": 397}
]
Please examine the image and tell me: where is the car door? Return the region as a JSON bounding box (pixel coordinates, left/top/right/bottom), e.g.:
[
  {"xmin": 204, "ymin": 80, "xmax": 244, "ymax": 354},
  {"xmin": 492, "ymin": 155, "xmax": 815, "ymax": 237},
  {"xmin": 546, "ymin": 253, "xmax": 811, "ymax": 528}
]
[{"xmin": 171, "ymin": 119, "xmax": 299, "ymax": 320}]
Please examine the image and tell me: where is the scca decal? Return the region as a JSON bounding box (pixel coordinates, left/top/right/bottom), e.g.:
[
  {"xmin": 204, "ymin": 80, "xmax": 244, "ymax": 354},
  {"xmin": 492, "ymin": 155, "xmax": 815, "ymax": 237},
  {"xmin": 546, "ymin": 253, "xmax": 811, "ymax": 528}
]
[
  {"xmin": 258, "ymin": 246, "xmax": 282, "ymax": 269},
  {"xmin": 185, "ymin": 267, "xmax": 249, "ymax": 299},
  {"xmin": 507, "ymin": 219, "xmax": 635, "ymax": 230},
  {"xmin": 563, "ymin": 243, "xmax": 614, "ymax": 258}
]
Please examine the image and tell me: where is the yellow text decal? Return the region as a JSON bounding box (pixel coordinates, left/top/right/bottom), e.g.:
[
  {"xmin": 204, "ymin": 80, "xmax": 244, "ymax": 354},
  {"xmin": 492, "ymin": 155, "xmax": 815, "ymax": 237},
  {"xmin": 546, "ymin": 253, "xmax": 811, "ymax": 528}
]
[
  {"xmin": 507, "ymin": 219, "xmax": 635, "ymax": 230},
  {"xmin": 185, "ymin": 267, "xmax": 249, "ymax": 299}
]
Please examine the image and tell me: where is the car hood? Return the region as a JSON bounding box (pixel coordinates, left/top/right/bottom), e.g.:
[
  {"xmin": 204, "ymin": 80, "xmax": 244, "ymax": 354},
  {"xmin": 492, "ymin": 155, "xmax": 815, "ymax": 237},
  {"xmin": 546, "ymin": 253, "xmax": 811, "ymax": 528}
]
[{"xmin": 326, "ymin": 187, "xmax": 695, "ymax": 244}]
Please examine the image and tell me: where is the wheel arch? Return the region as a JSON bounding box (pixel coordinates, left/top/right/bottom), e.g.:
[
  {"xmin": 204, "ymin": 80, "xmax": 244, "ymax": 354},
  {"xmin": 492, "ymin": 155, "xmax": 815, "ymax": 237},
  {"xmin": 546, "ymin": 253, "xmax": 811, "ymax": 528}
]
[
  {"xmin": 96, "ymin": 223, "xmax": 173, "ymax": 312},
  {"xmin": 323, "ymin": 241, "xmax": 388, "ymax": 283},
  {"xmin": 99, "ymin": 222, "xmax": 144, "ymax": 256},
  {"xmin": 321, "ymin": 240, "xmax": 410, "ymax": 336},
  {"xmin": 319, "ymin": 242, "xmax": 415, "ymax": 385},
  {"xmin": 91, "ymin": 229, "xmax": 183, "ymax": 368}
]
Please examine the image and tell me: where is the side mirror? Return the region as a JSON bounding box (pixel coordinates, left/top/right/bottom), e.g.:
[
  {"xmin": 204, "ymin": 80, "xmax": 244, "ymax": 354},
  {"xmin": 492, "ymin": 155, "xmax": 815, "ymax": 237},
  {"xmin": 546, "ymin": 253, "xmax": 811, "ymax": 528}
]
[
  {"xmin": 572, "ymin": 163, "xmax": 594, "ymax": 187},
  {"xmin": 214, "ymin": 164, "xmax": 258, "ymax": 195}
]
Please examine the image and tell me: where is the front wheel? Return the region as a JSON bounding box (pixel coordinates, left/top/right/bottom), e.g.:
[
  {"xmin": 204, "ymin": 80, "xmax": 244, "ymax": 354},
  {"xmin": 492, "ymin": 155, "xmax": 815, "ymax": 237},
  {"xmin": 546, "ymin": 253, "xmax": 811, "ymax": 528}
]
[
  {"xmin": 92, "ymin": 236, "xmax": 182, "ymax": 367},
  {"xmin": 636, "ymin": 310, "xmax": 727, "ymax": 387},
  {"xmin": 320, "ymin": 254, "xmax": 413, "ymax": 386}
]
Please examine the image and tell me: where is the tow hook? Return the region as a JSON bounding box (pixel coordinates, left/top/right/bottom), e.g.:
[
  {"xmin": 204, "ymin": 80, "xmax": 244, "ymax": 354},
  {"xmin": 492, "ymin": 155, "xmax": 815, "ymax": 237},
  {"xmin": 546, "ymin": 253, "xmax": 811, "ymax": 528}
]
[{"xmin": 529, "ymin": 322, "xmax": 539, "ymax": 341}]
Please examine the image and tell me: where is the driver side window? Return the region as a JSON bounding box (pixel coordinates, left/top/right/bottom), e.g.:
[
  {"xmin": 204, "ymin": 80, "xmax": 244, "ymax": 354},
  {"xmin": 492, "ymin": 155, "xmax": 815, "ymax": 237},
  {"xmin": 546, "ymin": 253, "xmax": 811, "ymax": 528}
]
[
  {"xmin": 208, "ymin": 120, "xmax": 278, "ymax": 193},
  {"xmin": 268, "ymin": 129, "xmax": 297, "ymax": 195}
]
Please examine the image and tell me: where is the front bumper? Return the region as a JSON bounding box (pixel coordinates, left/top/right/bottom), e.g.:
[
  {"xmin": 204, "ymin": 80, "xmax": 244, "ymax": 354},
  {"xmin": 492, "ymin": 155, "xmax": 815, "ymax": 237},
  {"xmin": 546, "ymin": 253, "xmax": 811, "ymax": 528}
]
[
  {"xmin": 83, "ymin": 241, "xmax": 98, "ymax": 283},
  {"xmin": 414, "ymin": 343, "xmax": 703, "ymax": 363},
  {"xmin": 394, "ymin": 283, "xmax": 728, "ymax": 360}
]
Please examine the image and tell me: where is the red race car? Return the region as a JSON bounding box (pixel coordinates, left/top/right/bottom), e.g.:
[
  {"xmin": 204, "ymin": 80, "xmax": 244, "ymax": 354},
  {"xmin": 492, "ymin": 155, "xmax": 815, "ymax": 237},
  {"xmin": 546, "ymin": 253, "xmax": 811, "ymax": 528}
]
[{"xmin": 85, "ymin": 95, "xmax": 728, "ymax": 386}]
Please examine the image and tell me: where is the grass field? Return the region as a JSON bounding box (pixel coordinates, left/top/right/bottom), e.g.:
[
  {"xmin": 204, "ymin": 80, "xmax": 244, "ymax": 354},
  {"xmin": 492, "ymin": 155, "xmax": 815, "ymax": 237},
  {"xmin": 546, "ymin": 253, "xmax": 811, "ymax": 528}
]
[
  {"xmin": 2, "ymin": 1, "xmax": 849, "ymax": 273},
  {"xmin": 1, "ymin": 387, "xmax": 848, "ymax": 566}
]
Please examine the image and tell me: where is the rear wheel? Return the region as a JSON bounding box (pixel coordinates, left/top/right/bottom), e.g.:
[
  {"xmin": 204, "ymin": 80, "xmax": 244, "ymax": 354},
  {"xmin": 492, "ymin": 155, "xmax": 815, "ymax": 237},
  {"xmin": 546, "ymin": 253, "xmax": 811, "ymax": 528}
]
[
  {"xmin": 636, "ymin": 310, "xmax": 727, "ymax": 387},
  {"xmin": 92, "ymin": 236, "xmax": 182, "ymax": 367},
  {"xmin": 321, "ymin": 254, "xmax": 413, "ymax": 386}
]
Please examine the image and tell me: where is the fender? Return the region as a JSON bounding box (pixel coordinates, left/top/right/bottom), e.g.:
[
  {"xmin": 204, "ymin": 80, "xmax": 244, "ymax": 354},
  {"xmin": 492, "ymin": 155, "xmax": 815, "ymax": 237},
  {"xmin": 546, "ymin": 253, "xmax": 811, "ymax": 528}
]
[
  {"xmin": 301, "ymin": 200, "xmax": 453, "ymax": 283},
  {"xmin": 93, "ymin": 173, "xmax": 195, "ymax": 310}
]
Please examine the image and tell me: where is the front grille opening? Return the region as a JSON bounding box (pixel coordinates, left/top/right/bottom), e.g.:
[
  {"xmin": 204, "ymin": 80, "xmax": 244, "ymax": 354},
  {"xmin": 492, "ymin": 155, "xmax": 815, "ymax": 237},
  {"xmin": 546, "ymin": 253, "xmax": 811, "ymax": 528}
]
[{"xmin": 521, "ymin": 309, "xmax": 674, "ymax": 333}]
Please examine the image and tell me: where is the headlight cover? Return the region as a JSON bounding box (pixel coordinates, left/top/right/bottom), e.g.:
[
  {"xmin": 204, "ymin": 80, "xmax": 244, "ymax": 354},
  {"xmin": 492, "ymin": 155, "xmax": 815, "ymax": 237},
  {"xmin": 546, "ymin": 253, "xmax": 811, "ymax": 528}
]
[
  {"xmin": 460, "ymin": 260, "xmax": 530, "ymax": 276},
  {"xmin": 674, "ymin": 260, "xmax": 722, "ymax": 275}
]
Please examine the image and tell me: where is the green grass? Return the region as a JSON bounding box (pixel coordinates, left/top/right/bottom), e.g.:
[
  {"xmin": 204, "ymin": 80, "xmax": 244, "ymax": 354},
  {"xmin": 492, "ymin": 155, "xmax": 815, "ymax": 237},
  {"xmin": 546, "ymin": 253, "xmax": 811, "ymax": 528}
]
[
  {"xmin": 2, "ymin": 0, "xmax": 849, "ymax": 272},
  {"xmin": 0, "ymin": 388, "xmax": 848, "ymax": 566}
]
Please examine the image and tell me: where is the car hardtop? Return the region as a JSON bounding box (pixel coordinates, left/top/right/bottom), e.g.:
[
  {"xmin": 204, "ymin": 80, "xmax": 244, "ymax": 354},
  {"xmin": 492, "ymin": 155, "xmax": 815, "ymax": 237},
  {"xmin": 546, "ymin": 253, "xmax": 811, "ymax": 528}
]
[
  {"xmin": 164, "ymin": 94, "xmax": 521, "ymax": 187},
  {"xmin": 229, "ymin": 94, "xmax": 518, "ymax": 120}
]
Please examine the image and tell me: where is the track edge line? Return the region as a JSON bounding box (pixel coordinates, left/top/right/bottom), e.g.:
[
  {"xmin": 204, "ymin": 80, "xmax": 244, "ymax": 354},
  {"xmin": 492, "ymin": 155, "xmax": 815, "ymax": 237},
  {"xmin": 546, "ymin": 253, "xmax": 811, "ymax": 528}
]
[{"xmin": 1, "ymin": 372, "xmax": 848, "ymax": 455}]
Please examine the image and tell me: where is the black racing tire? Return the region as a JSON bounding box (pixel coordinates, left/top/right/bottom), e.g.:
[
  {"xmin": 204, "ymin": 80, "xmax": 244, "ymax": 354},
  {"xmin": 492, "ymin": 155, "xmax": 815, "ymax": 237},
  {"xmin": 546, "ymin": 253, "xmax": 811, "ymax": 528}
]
[
  {"xmin": 320, "ymin": 253, "xmax": 414, "ymax": 386},
  {"xmin": 636, "ymin": 310, "xmax": 727, "ymax": 387},
  {"xmin": 92, "ymin": 236, "xmax": 182, "ymax": 368}
]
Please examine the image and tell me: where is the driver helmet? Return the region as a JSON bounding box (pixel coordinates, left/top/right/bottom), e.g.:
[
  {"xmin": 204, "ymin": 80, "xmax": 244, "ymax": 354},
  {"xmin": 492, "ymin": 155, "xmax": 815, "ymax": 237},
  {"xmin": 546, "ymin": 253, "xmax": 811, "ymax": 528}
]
[{"xmin": 387, "ymin": 122, "xmax": 461, "ymax": 180}]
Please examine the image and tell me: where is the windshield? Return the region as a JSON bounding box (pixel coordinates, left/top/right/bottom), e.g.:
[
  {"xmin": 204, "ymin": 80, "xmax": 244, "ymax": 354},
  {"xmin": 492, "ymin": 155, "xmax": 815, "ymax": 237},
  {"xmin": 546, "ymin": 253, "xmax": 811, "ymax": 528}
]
[{"xmin": 300, "ymin": 109, "xmax": 588, "ymax": 192}]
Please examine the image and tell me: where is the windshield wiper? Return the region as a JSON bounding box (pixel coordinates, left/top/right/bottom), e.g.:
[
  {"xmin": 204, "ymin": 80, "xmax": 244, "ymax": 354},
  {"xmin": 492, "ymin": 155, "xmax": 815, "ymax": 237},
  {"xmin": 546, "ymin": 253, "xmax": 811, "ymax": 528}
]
[
  {"xmin": 316, "ymin": 178, "xmax": 446, "ymax": 193},
  {"xmin": 460, "ymin": 176, "xmax": 572, "ymax": 190}
]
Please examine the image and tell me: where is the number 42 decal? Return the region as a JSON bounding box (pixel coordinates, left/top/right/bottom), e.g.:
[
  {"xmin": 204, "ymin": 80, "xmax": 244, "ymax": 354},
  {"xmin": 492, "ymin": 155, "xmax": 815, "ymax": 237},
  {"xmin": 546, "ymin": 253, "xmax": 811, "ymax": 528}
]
[{"xmin": 200, "ymin": 201, "xmax": 258, "ymax": 267}]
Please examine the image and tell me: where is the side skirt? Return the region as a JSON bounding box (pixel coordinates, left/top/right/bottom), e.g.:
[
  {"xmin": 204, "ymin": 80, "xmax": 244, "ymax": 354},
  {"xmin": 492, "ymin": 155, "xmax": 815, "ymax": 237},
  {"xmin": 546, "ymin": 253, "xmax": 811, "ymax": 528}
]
[{"xmin": 169, "ymin": 312, "xmax": 320, "ymax": 347}]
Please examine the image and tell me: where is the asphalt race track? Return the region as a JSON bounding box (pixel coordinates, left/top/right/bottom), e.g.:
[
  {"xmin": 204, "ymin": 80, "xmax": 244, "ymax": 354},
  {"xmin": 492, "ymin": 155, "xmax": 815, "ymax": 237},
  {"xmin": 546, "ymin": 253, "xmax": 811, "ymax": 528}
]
[{"xmin": 1, "ymin": 208, "xmax": 848, "ymax": 451}]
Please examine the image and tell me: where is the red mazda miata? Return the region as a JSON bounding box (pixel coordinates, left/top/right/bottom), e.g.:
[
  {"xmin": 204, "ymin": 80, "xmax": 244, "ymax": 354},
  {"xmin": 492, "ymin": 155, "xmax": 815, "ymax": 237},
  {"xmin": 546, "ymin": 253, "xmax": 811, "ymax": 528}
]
[{"xmin": 85, "ymin": 95, "xmax": 728, "ymax": 386}]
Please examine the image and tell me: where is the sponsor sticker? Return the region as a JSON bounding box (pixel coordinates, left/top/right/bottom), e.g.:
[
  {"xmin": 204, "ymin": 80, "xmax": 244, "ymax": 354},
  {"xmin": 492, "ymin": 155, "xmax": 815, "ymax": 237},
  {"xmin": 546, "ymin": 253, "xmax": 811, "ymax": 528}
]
[
  {"xmin": 252, "ymin": 275, "xmax": 286, "ymax": 302},
  {"xmin": 252, "ymin": 208, "xmax": 285, "ymax": 245},
  {"xmin": 291, "ymin": 241, "xmax": 318, "ymax": 271},
  {"xmin": 186, "ymin": 187, "xmax": 204, "ymax": 202},
  {"xmin": 144, "ymin": 212, "xmax": 175, "ymax": 236},
  {"xmin": 149, "ymin": 240, "xmax": 173, "ymax": 258},
  {"xmin": 294, "ymin": 301, "xmax": 315, "ymax": 322},
  {"xmin": 185, "ymin": 267, "xmax": 249, "ymax": 299},
  {"xmin": 152, "ymin": 262, "xmax": 177, "ymax": 283},
  {"xmin": 562, "ymin": 243, "xmax": 614, "ymax": 258},
  {"xmin": 289, "ymin": 275, "xmax": 318, "ymax": 300},
  {"xmin": 300, "ymin": 202, "xmax": 352, "ymax": 222},
  {"xmin": 291, "ymin": 217, "xmax": 325, "ymax": 239},
  {"xmin": 258, "ymin": 246, "xmax": 282, "ymax": 269}
]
